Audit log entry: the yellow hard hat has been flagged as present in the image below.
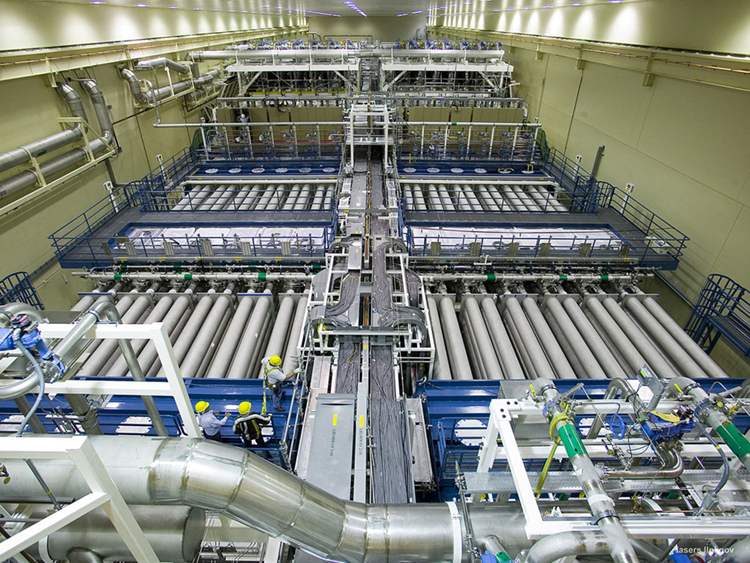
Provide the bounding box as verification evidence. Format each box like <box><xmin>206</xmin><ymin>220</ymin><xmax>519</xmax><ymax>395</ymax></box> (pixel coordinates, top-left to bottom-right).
<box><xmin>195</xmin><ymin>401</ymin><xmax>209</xmax><ymax>413</ymax></box>
<box><xmin>269</xmin><ymin>355</ymin><xmax>282</xmax><ymax>366</ymax></box>
<box><xmin>239</xmin><ymin>401</ymin><xmax>251</xmax><ymax>415</ymax></box>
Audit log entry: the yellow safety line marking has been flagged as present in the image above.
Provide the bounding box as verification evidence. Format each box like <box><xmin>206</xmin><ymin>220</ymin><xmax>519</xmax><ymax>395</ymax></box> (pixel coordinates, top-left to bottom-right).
<box><xmin>332</xmin><ymin>414</ymin><xmax>338</xmax><ymax>426</ymax></box>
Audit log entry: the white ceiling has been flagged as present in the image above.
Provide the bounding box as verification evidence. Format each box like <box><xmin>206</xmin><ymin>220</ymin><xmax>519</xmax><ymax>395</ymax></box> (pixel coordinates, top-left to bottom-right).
<box><xmin>34</xmin><ymin>0</ymin><xmax>633</xmax><ymax>18</ymax></box>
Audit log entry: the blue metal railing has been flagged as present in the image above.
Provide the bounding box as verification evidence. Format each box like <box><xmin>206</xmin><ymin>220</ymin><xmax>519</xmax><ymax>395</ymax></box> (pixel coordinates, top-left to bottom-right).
<box><xmin>49</xmin><ymin>183</ymin><xmax>139</xmax><ymax>264</ymax></box>
<box><xmin>0</xmin><ymin>272</ymin><xmax>44</xmax><ymax>310</ymax></box>
<box><xmin>597</xmin><ymin>184</ymin><xmax>688</xmax><ymax>261</ymax></box>
<box><xmin>684</xmin><ymin>274</ymin><xmax>750</xmax><ymax>356</ymax></box>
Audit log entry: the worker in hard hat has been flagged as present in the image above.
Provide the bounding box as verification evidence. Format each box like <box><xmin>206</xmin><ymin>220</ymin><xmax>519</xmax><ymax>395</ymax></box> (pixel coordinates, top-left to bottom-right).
<box><xmin>261</xmin><ymin>355</ymin><xmax>300</xmax><ymax>412</ymax></box>
<box><xmin>233</xmin><ymin>401</ymin><xmax>272</xmax><ymax>447</ymax></box>
<box><xmin>195</xmin><ymin>401</ymin><xmax>230</xmax><ymax>442</ymax></box>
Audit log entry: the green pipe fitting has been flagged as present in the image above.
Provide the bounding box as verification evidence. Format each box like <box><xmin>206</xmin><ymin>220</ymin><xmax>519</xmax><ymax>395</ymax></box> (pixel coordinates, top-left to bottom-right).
<box><xmin>558</xmin><ymin>274</ymin><xmax>568</xmax><ymax>281</ymax></box>
<box><xmin>183</xmin><ymin>274</ymin><xmax>193</xmax><ymax>281</ymax></box>
<box><xmin>559</xmin><ymin>423</ymin><xmax>587</xmax><ymax>458</ymax></box>
<box><xmin>257</xmin><ymin>272</ymin><xmax>267</xmax><ymax>281</ymax></box>
<box><xmin>113</xmin><ymin>273</ymin><xmax>121</xmax><ymax>281</ymax></box>
<box><xmin>486</xmin><ymin>273</ymin><xmax>496</xmax><ymax>281</ymax></box>
<box><xmin>716</xmin><ymin>422</ymin><xmax>750</xmax><ymax>459</ymax></box>
<box><xmin>496</xmin><ymin>553</ymin><xmax>511</xmax><ymax>562</ymax></box>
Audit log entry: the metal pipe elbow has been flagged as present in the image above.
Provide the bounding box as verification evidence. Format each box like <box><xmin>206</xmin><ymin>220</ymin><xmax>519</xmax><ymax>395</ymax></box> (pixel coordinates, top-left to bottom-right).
<box><xmin>603</xmin><ymin>447</ymin><xmax>684</xmax><ymax>480</ymax></box>
<box><xmin>522</xmin><ymin>531</ymin><xmax>610</xmax><ymax>563</ymax></box>
<box><xmin>119</xmin><ymin>68</ymin><xmax>150</xmax><ymax>104</ymax></box>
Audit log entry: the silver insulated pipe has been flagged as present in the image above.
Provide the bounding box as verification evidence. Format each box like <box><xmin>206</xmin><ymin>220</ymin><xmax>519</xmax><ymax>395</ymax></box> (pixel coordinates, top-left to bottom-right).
<box><xmin>0</xmin><ymin>437</ymin><xmax>534</xmax><ymax>563</ymax></box>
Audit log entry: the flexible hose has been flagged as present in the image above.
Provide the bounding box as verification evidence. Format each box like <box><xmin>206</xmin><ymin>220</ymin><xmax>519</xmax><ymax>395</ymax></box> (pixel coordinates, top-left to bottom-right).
<box><xmin>12</xmin><ymin>331</ymin><xmax>45</xmax><ymax>438</ymax></box>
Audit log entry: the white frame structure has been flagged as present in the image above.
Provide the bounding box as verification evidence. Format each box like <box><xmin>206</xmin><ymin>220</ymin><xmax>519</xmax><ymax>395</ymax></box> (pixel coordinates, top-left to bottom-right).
<box><xmin>475</xmin><ymin>395</ymin><xmax>750</xmax><ymax>540</ymax></box>
<box><xmin>38</xmin><ymin>321</ymin><xmax>201</xmax><ymax>438</ymax></box>
<box><xmin>0</xmin><ymin>436</ymin><xmax>159</xmax><ymax>563</ymax></box>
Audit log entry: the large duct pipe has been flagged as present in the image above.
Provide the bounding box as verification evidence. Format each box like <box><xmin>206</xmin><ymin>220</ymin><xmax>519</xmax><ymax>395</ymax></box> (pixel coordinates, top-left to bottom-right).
<box><xmin>135</xmin><ymin>57</ymin><xmax>191</xmax><ymax>74</ymax></box>
<box><xmin>33</xmin><ymin>506</ymin><xmax>204</xmax><ymax>563</ymax></box>
<box><xmin>0</xmin><ymin>84</ymin><xmax>87</xmax><ymax>174</ymax></box>
<box><xmin>427</xmin><ymin>296</ymin><xmax>452</xmax><ymax>380</ymax></box>
<box><xmin>0</xmin><ymin>79</ymin><xmax>114</xmax><ymax>199</ymax></box>
<box><xmin>120</xmin><ymin>68</ymin><xmax>220</xmax><ymax>105</ymax></box>
<box><xmin>463</xmin><ymin>297</ymin><xmax>503</xmax><ymax>379</ymax></box>
<box><xmin>439</xmin><ymin>297</ymin><xmax>473</xmax><ymax>380</ymax></box>
<box><xmin>0</xmin><ymin>437</ymin><xmax>534</xmax><ymax>563</ymax></box>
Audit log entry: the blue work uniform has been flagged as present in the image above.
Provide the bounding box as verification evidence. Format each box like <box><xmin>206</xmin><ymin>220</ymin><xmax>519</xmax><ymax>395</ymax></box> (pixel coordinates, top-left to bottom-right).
<box><xmin>197</xmin><ymin>411</ymin><xmax>228</xmax><ymax>441</ymax></box>
<box><xmin>261</xmin><ymin>355</ymin><xmax>286</xmax><ymax>410</ymax></box>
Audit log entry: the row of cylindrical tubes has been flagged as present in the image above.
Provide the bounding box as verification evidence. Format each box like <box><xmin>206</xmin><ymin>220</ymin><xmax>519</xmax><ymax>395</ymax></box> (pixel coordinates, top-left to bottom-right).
<box><xmin>171</xmin><ymin>183</ymin><xmax>334</xmax><ymax>211</ymax></box>
<box><xmin>428</xmin><ymin>292</ymin><xmax>727</xmax><ymax>381</ymax></box>
<box><xmin>404</xmin><ymin>183</ymin><xmax>567</xmax><ymax>212</ymax></box>
<box><xmin>70</xmin><ymin>286</ymin><xmax>308</xmax><ymax>379</ymax></box>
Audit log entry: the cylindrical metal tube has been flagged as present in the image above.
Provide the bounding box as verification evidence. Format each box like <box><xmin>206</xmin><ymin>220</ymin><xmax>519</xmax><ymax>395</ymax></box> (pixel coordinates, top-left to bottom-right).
<box><xmin>295</xmin><ymin>183</ymin><xmax>312</xmax><ymax>210</ymax></box>
<box><xmin>428</xmin><ymin>296</ymin><xmax>452</xmax><ymax>380</ymax></box>
<box><xmin>513</xmin><ymin>185</ymin><xmax>540</xmax><ymax>212</ymax></box>
<box><xmin>40</xmin><ymin>506</ymin><xmax>204</xmax><ymax>563</ymax></box>
<box><xmin>585</xmin><ymin>298</ymin><xmax>646</xmax><ymax>375</ymax></box>
<box><xmin>602</xmin><ymin>298</ymin><xmax>678</xmax><ymax>379</ymax></box>
<box><xmin>206</xmin><ymin>297</ymin><xmax>255</xmax><ymax>379</ymax></box>
<box><xmin>502</xmin><ymin>185</ymin><xmax>526</xmax><ymax>211</ymax></box>
<box><xmin>282</xmin><ymin>294</ymin><xmax>309</xmax><ymax>373</ymax></box>
<box><xmin>461</xmin><ymin>184</ymin><xmax>483</xmax><ymax>211</ymax></box>
<box><xmin>79</xmin><ymin>294</ymin><xmax>150</xmax><ymax>375</ymax></box>
<box><xmin>0</xmin><ymin>437</ymin><xmax>535</xmax><ymax>563</ymax></box>
<box><xmin>480</xmin><ymin>298</ymin><xmax>522</xmax><ymax>379</ymax></box>
<box><xmin>562</xmin><ymin>298</ymin><xmax>627</xmax><ymax>379</ymax></box>
<box><xmin>546</xmin><ymin>298</ymin><xmax>605</xmax><ymax>379</ymax></box>
<box><xmin>137</xmin><ymin>294</ymin><xmax>192</xmax><ymax>376</ymax></box>
<box><xmin>642</xmin><ymin>296</ymin><xmax>727</xmax><ymax>379</ymax></box>
<box><xmin>413</xmin><ymin>184</ymin><xmax>427</xmax><ymax>211</ymax></box>
<box><xmin>521</xmin><ymin>298</ymin><xmax>577</xmax><ymax>379</ymax></box>
<box><xmin>624</xmin><ymin>297</ymin><xmax>706</xmax><ymax>379</ymax></box>
<box><xmin>503</xmin><ymin>297</ymin><xmax>554</xmax><ymax>379</ymax></box>
<box><xmin>227</xmin><ymin>292</ymin><xmax>272</xmax><ymax>379</ymax></box>
<box><xmin>463</xmin><ymin>297</ymin><xmax>503</xmax><ymax>379</ymax></box>
<box><xmin>257</xmin><ymin>294</ymin><xmax>296</xmax><ymax>377</ymax></box>
<box><xmin>427</xmin><ymin>183</ymin><xmax>442</xmax><ymax>211</ymax></box>
<box><xmin>476</xmin><ymin>184</ymin><xmax>499</xmax><ymax>211</ymax></box>
<box><xmin>180</xmin><ymin>291</ymin><xmax>233</xmax><ymax>379</ymax></box>
<box><xmin>437</xmin><ymin>183</ymin><xmax>455</xmax><ymax>211</ymax></box>
<box><xmin>106</xmin><ymin>296</ymin><xmax>173</xmax><ymax>378</ymax></box>
<box><xmin>161</xmin><ymin>295</ymin><xmax>215</xmax><ymax>372</ymax></box>
<box><xmin>439</xmin><ymin>297</ymin><xmax>473</xmax><ymax>380</ymax></box>
<box><xmin>522</xmin><ymin>531</ymin><xmax>609</xmax><ymax>563</ymax></box>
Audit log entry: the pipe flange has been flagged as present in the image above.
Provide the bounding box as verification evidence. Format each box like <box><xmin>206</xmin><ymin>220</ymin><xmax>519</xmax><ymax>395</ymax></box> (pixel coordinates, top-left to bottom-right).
<box><xmin>590</xmin><ymin>509</ymin><xmax>619</xmax><ymax>526</ymax></box>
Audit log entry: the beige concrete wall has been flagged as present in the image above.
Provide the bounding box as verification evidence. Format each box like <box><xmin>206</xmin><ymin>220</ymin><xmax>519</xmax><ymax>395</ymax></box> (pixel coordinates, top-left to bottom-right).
<box><xmin>309</xmin><ymin>15</ymin><xmax>426</xmax><ymax>42</ymax></box>
<box><xmin>0</xmin><ymin>3</ymin><xmax>296</xmax><ymax>310</ymax></box>
<box><xmin>1</xmin><ymin>0</ymin><xmax>298</xmax><ymax>51</ymax></box>
<box><xmin>439</xmin><ymin>0</ymin><xmax>750</xmax><ymax>55</ymax></box>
